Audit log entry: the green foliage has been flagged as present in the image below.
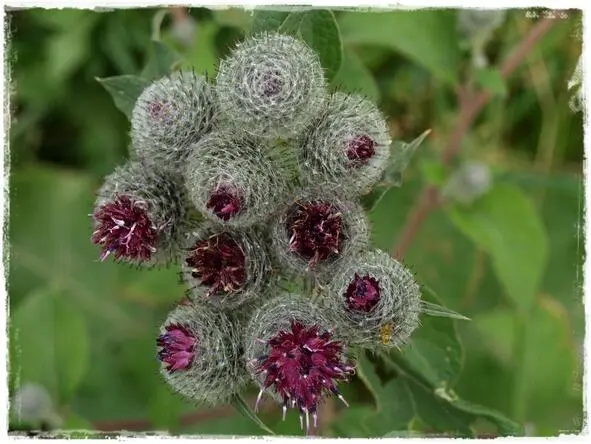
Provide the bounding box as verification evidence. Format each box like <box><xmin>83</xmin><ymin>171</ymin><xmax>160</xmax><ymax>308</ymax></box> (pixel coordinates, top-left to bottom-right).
<box><xmin>475</xmin><ymin>68</ymin><xmax>508</xmax><ymax>98</ymax></box>
<box><xmin>96</xmin><ymin>75</ymin><xmax>149</xmax><ymax>119</ymax></box>
<box><xmin>8</xmin><ymin>6</ymin><xmax>583</xmax><ymax>439</ymax></box>
<box><xmin>448</xmin><ymin>184</ymin><xmax>549</xmax><ymax>311</ymax></box>
<box><xmin>10</xmin><ymin>289</ymin><xmax>90</xmax><ymax>403</ymax></box>
<box><xmin>252</xmin><ymin>8</ymin><xmax>343</xmax><ymax>81</ymax></box>
<box><xmin>338</xmin><ymin>10</ymin><xmax>461</xmax><ymax>84</ymax></box>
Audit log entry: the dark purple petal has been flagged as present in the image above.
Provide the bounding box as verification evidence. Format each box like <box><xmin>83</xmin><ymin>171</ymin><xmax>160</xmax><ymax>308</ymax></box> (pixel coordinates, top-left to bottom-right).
<box><xmin>346</xmin><ymin>135</ymin><xmax>376</xmax><ymax>166</ymax></box>
<box><xmin>206</xmin><ymin>185</ymin><xmax>243</xmax><ymax>221</ymax></box>
<box><xmin>185</xmin><ymin>233</ymin><xmax>246</xmax><ymax>296</ymax></box>
<box><xmin>157</xmin><ymin>324</ymin><xmax>196</xmax><ymax>373</ymax></box>
<box><xmin>91</xmin><ymin>194</ymin><xmax>158</xmax><ymax>263</ymax></box>
<box><xmin>254</xmin><ymin>320</ymin><xmax>354</xmax><ymax>421</ymax></box>
<box><xmin>286</xmin><ymin>201</ymin><xmax>345</xmax><ymax>268</ymax></box>
<box><xmin>345</xmin><ymin>273</ymin><xmax>381</xmax><ymax>312</ymax></box>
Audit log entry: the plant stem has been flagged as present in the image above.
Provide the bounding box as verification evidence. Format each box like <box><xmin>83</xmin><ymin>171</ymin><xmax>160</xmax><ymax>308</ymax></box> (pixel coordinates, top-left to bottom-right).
<box><xmin>392</xmin><ymin>16</ymin><xmax>557</xmax><ymax>260</ymax></box>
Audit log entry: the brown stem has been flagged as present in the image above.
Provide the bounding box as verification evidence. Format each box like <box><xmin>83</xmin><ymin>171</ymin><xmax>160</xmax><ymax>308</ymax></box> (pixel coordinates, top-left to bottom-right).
<box><xmin>392</xmin><ymin>17</ymin><xmax>556</xmax><ymax>260</ymax></box>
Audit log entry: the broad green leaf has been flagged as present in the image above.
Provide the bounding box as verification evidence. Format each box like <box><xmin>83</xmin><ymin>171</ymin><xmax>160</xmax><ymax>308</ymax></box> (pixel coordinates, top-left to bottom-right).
<box><xmin>330</xmin><ymin>406</ymin><xmax>374</xmax><ymax>437</ymax></box>
<box><xmin>141</xmin><ymin>40</ymin><xmax>181</xmax><ymax>81</ymax></box>
<box><xmin>355</xmin><ymin>352</ymin><xmax>384</xmax><ymax>412</ymax></box>
<box><xmin>96</xmin><ymin>75</ymin><xmax>149</xmax><ymax>119</ymax></box>
<box><xmin>46</xmin><ymin>13</ymin><xmax>98</xmax><ymax>83</ymax></box>
<box><xmin>447</xmin><ymin>184</ymin><xmax>549</xmax><ymax>311</ymax></box>
<box><xmin>11</xmin><ymin>289</ymin><xmax>90</xmax><ymax>403</ymax></box>
<box><xmin>182</xmin><ymin>20</ymin><xmax>218</xmax><ymax>77</ymax></box>
<box><xmin>474</xmin><ymin>299</ymin><xmax>579</xmax><ymax>427</ymax></box>
<box><xmin>475</xmin><ymin>68</ymin><xmax>507</xmax><ymax>98</ymax></box>
<box><xmin>9</xmin><ymin>166</ymin><xmax>141</xmax><ymax>329</ymax></box>
<box><xmin>332</xmin><ymin>47</ymin><xmax>380</xmax><ymax>102</ymax></box>
<box><xmin>357</xmin><ymin>352</ymin><xmax>473</xmax><ymax>436</ymax></box>
<box><xmin>250</xmin><ymin>9</ymin><xmax>291</xmax><ymax>34</ymax></box>
<box><xmin>338</xmin><ymin>10</ymin><xmax>461</xmax><ymax>85</ymax></box>
<box><xmin>451</xmin><ymin>398</ymin><xmax>523</xmax><ymax>436</ymax></box>
<box><xmin>396</xmin><ymin>284</ymin><xmax>464</xmax><ymax>388</ymax></box>
<box><xmin>278</xmin><ymin>10</ymin><xmax>343</xmax><ymax>81</ymax></box>
<box><xmin>231</xmin><ymin>394</ymin><xmax>276</xmax><ymax>435</ymax></box>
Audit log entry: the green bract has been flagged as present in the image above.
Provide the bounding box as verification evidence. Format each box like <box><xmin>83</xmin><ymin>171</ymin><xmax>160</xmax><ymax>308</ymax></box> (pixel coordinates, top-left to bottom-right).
<box><xmin>300</xmin><ymin>92</ymin><xmax>392</xmax><ymax>195</ymax></box>
<box><xmin>158</xmin><ymin>302</ymin><xmax>248</xmax><ymax>405</ymax></box>
<box><xmin>183</xmin><ymin>131</ymin><xmax>292</xmax><ymax>228</ymax></box>
<box><xmin>323</xmin><ymin>249</ymin><xmax>421</xmax><ymax>349</ymax></box>
<box><xmin>215</xmin><ymin>32</ymin><xmax>327</xmax><ymax>139</ymax></box>
<box><xmin>130</xmin><ymin>70</ymin><xmax>215</xmax><ymax>168</ymax></box>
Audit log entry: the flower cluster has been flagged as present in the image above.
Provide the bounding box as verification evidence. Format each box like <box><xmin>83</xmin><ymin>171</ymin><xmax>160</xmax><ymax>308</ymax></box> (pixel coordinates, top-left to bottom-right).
<box><xmin>91</xmin><ymin>31</ymin><xmax>422</xmax><ymax>433</ymax></box>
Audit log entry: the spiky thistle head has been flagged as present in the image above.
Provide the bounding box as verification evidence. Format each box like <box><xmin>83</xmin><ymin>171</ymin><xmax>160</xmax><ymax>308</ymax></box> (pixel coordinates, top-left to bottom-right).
<box><xmin>184</xmin><ymin>132</ymin><xmax>293</xmax><ymax>228</ymax></box>
<box><xmin>215</xmin><ymin>32</ymin><xmax>327</xmax><ymax>140</ymax></box>
<box><xmin>91</xmin><ymin>160</ymin><xmax>189</xmax><ymax>267</ymax></box>
<box><xmin>130</xmin><ymin>70</ymin><xmax>216</xmax><ymax>168</ymax></box>
<box><xmin>323</xmin><ymin>249</ymin><xmax>421</xmax><ymax>349</ymax></box>
<box><xmin>243</xmin><ymin>294</ymin><xmax>355</xmax><ymax>432</ymax></box>
<box><xmin>156</xmin><ymin>300</ymin><xmax>248</xmax><ymax>406</ymax></box>
<box><xmin>270</xmin><ymin>186</ymin><xmax>370</xmax><ymax>282</ymax></box>
<box><xmin>300</xmin><ymin>93</ymin><xmax>392</xmax><ymax>195</ymax></box>
<box><xmin>180</xmin><ymin>224</ymin><xmax>273</xmax><ymax>309</ymax></box>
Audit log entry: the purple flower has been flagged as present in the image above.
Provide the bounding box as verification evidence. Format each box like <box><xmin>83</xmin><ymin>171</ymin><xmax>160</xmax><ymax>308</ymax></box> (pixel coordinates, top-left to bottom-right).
<box><xmin>253</xmin><ymin>320</ymin><xmax>355</xmax><ymax>431</ymax></box>
<box><xmin>206</xmin><ymin>184</ymin><xmax>243</xmax><ymax>221</ymax></box>
<box><xmin>157</xmin><ymin>324</ymin><xmax>197</xmax><ymax>373</ymax></box>
<box><xmin>347</xmin><ymin>135</ymin><xmax>376</xmax><ymax>166</ymax></box>
<box><xmin>91</xmin><ymin>194</ymin><xmax>157</xmax><ymax>263</ymax></box>
<box><xmin>286</xmin><ymin>201</ymin><xmax>346</xmax><ymax>268</ymax></box>
<box><xmin>345</xmin><ymin>273</ymin><xmax>381</xmax><ymax>312</ymax></box>
<box><xmin>185</xmin><ymin>233</ymin><xmax>246</xmax><ymax>296</ymax></box>
<box><xmin>261</xmin><ymin>70</ymin><xmax>283</xmax><ymax>97</ymax></box>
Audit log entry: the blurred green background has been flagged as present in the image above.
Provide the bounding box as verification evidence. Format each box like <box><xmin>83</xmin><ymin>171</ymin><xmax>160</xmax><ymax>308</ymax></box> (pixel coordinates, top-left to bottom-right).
<box><xmin>7</xmin><ymin>6</ymin><xmax>584</xmax><ymax>437</ymax></box>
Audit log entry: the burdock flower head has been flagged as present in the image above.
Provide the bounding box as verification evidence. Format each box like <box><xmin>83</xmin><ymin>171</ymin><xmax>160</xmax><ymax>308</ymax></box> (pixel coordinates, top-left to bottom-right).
<box><xmin>244</xmin><ymin>294</ymin><xmax>355</xmax><ymax>432</ymax></box>
<box><xmin>157</xmin><ymin>301</ymin><xmax>247</xmax><ymax>405</ymax></box>
<box><xmin>215</xmin><ymin>32</ymin><xmax>327</xmax><ymax>139</ymax></box>
<box><xmin>324</xmin><ymin>249</ymin><xmax>421</xmax><ymax>349</ymax></box>
<box><xmin>300</xmin><ymin>93</ymin><xmax>391</xmax><ymax>195</ymax></box>
<box><xmin>270</xmin><ymin>186</ymin><xmax>370</xmax><ymax>281</ymax></box>
<box><xmin>91</xmin><ymin>160</ymin><xmax>187</xmax><ymax>266</ymax></box>
<box><xmin>130</xmin><ymin>70</ymin><xmax>216</xmax><ymax>168</ymax></box>
<box><xmin>180</xmin><ymin>225</ymin><xmax>272</xmax><ymax>309</ymax></box>
<box><xmin>184</xmin><ymin>132</ymin><xmax>292</xmax><ymax>228</ymax></box>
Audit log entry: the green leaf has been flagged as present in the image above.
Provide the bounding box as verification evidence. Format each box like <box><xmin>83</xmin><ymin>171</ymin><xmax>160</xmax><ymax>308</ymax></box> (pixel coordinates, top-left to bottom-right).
<box><xmin>278</xmin><ymin>10</ymin><xmax>343</xmax><ymax>81</ymax></box>
<box><xmin>46</xmin><ymin>13</ymin><xmax>98</xmax><ymax>83</ymax></box>
<box><xmin>231</xmin><ymin>394</ymin><xmax>276</xmax><ymax>435</ymax></box>
<box><xmin>361</xmin><ymin>130</ymin><xmax>430</xmax><ymax>212</ymax></box>
<box><xmin>330</xmin><ymin>406</ymin><xmax>374</xmax><ymax>437</ymax></box>
<box><xmin>96</xmin><ymin>75</ymin><xmax>149</xmax><ymax>119</ymax></box>
<box><xmin>451</xmin><ymin>398</ymin><xmax>523</xmax><ymax>436</ymax></box>
<box><xmin>474</xmin><ymin>299</ymin><xmax>579</xmax><ymax>427</ymax></box>
<box><xmin>62</xmin><ymin>412</ymin><xmax>94</xmax><ymax>431</ymax></box>
<box><xmin>10</xmin><ymin>289</ymin><xmax>90</xmax><ymax>403</ymax></box>
<box><xmin>251</xmin><ymin>9</ymin><xmax>291</xmax><ymax>34</ymax></box>
<box><xmin>475</xmin><ymin>68</ymin><xmax>507</xmax><ymax>98</ymax></box>
<box><xmin>338</xmin><ymin>10</ymin><xmax>461</xmax><ymax>85</ymax></box>
<box><xmin>357</xmin><ymin>352</ymin><xmax>473</xmax><ymax>436</ymax></box>
<box><xmin>447</xmin><ymin>184</ymin><xmax>549</xmax><ymax>310</ymax></box>
<box><xmin>141</xmin><ymin>40</ymin><xmax>181</xmax><ymax>81</ymax></box>
<box><xmin>420</xmin><ymin>158</ymin><xmax>448</xmax><ymax>187</ymax></box>
<box><xmin>332</xmin><ymin>47</ymin><xmax>380</xmax><ymax>102</ymax></box>
<box><xmin>397</xmin><ymin>284</ymin><xmax>464</xmax><ymax>388</ymax></box>
<box><xmin>182</xmin><ymin>20</ymin><xmax>218</xmax><ymax>77</ymax></box>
